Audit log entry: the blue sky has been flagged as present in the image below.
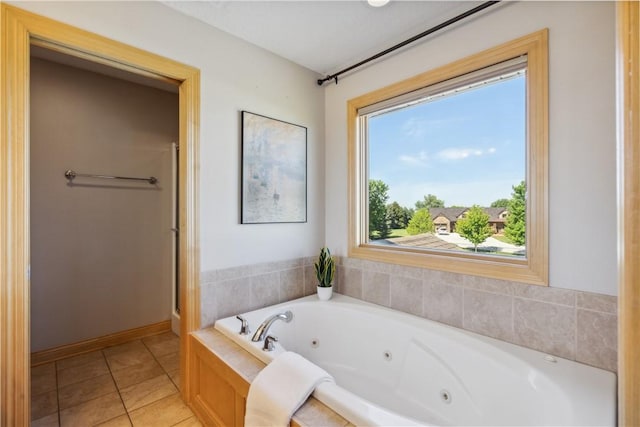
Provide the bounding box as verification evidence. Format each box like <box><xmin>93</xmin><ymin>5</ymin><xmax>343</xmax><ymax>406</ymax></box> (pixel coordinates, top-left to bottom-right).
<box><xmin>369</xmin><ymin>75</ymin><xmax>525</xmax><ymax>209</ymax></box>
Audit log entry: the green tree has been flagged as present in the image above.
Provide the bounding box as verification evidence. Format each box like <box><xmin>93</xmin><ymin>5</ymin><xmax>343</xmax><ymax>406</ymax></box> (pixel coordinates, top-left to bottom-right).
<box><xmin>369</xmin><ymin>179</ymin><xmax>390</xmax><ymax>239</ymax></box>
<box><xmin>406</xmin><ymin>208</ymin><xmax>434</xmax><ymax>235</ymax></box>
<box><xmin>401</xmin><ymin>206</ymin><xmax>415</xmax><ymax>227</ymax></box>
<box><xmin>504</xmin><ymin>181</ymin><xmax>526</xmax><ymax>246</ymax></box>
<box><xmin>415</xmin><ymin>194</ymin><xmax>445</xmax><ymax>210</ymax></box>
<box><xmin>455</xmin><ymin>205</ymin><xmax>492</xmax><ymax>252</ymax></box>
<box><xmin>490</xmin><ymin>198</ymin><xmax>510</xmax><ymax>208</ymax></box>
<box><xmin>386</xmin><ymin>202</ymin><xmax>405</xmax><ymax>229</ymax></box>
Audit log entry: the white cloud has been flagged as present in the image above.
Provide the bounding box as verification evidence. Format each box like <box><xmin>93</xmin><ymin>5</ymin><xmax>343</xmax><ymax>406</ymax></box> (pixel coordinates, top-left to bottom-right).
<box><xmin>402</xmin><ymin>117</ymin><xmax>428</xmax><ymax>138</ymax></box>
<box><xmin>398</xmin><ymin>150</ymin><xmax>429</xmax><ymax>167</ymax></box>
<box><xmin>436</xmin><ymin>147</ymin><xmax>497</xmax><ymax>161</ymax></box>
<box><xmin>401</xmin><ymin>116</ymin><xmax>466</xmax><ymax>139</ymax></box>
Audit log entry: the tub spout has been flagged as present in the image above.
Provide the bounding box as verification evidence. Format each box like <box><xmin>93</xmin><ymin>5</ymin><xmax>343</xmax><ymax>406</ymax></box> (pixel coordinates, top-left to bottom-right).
<box><xmin>251</xmin><ymin>310</ymin><xmax>293</xmax><ymax>342</ymax></box>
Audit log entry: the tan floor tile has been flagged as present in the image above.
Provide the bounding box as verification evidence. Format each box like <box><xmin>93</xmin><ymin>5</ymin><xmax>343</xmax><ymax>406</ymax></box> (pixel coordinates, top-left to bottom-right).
<box><xmin>31</xmin><ymin>390</ymin><xmax>58</xmax><ymax>421</ymax></box>
<box><xmin>31</xmin><ymin>363</ymin><xmax>57</xmax><ymax>396</ymax></box>
<box><xmin>105</xmin><ymin>346</ymin><xmax>155</xmax><ymax>372</ymax></box>
<box><xmin>56</xmin><ymin>350</ymin><xmax>104</xmax><ymax>371</ymax></box>
<box><xmin>58</xmin><ymin>373</ymin><xmax>117</xmax><ymax>410</ymax></box>
<box><xmin>142</xmin><ymin>332</ymin><xmax>179</xmax><ymax>358</ymax></box>
<box><xmin>57</xmin><ymin>357</ymin><xmax>110</xmax><ymax>388</ymax></box>
<box><xmin>32</xmin><ymin>412</ymin><xmax>59</xmax><ymax>427</ymax></box>
<box><xmin>129</xmin><ymin>393</ymin><xmax>193</xmax><ymax>427</ymax></box>
<box><xmin>173</xmin><ymin>416</ymin><xmax>202</xmax><ymax>426</ymax></box>
<box><xmin>96</xmin><ymin>414</ymin><xmax>132</xmax><ymax>426</ymax></box>
<box><xmin>59</xmin><ymin>391</ymin><xmax>125</xmax><ymax>427</ymax></box>
<box><xmin>111</xmin><ymin>359</ymin><xmax>164</xmax><ymax>390</ymax></box>
<box><xmin>167</xmin><ymin>369</ymin><xmax>180</xmax><ymax>390</ymax></box>
<box><xmin>120</xmin><ymin>374</ymin><xmax>177</xmax><ymax>412</ymax></box>
<box><xmin>103</xmin><ymin>340</ymin><xmax>146</xmax><ymax>357</ymax></box>
<box><xmin>157</xmin><ymin>351</ymin><xmax>179</xmax><ymax>373</ymax></box>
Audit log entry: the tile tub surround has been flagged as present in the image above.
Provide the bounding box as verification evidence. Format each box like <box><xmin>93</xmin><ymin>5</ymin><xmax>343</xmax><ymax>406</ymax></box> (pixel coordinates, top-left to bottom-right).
<box><xmin>334</xmin><ymin>257</ymin><xmax>618</xmax><ymax>373</ymax></box>
<box><xmin>200</xmin><ymin>257</ymin><xmax>319</xmax><ymax>328</ymax></box>
<box><xmin>200</xmin><ymin>256</ymin><xmax>617</xmax><ymax>372</ymax></box>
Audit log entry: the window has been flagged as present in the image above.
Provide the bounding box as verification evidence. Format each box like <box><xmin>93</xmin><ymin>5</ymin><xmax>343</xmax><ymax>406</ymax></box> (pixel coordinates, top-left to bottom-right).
<box><xmin>347</xmin><ymin>30</ymin><xmax>548</xmax><ymax>285</ymax></box>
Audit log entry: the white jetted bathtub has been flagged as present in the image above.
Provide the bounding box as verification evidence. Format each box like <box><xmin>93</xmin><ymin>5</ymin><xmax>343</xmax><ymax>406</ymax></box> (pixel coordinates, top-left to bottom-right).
<box><xmin>215</xmin><ymin>294</ymin><xmax>616</xmax><ymax>426</ymax></box>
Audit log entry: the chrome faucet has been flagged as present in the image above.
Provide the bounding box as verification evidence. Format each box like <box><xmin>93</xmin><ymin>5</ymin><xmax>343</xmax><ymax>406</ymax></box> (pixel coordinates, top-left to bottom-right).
<box><xmin>251</xmin><ymin>310</ymin><xmax>293</xmax><ymax>342</ymax></box>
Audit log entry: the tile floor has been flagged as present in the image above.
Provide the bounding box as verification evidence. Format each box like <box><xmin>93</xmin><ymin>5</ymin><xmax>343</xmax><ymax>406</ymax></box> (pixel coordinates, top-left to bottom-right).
<box><xmin>31</xmin><ymin>332</ymin><xmax>202</xmax><ymax>427</ymax></box>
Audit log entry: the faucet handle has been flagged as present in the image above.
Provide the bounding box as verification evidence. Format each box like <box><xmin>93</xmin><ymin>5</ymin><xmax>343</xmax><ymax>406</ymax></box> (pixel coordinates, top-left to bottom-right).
<box><xmin>263</xmin><ymin>335</ymin><xmax>278</xmax><ymax>352</ymax></box>
<box><xmin>236</xmin><ymin>315</ymin><xmax>250</xmax><ymax>335</ymax></box>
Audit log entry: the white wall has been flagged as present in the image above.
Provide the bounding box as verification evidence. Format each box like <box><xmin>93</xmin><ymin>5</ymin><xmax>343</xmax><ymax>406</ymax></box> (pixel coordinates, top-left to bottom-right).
<box><xmin>13</xmin><ymin>1</ymin><xmax>326</xmax><ymax>271</ymax></box>
<box><xmin>324</xmin><ymin>1</ymin><xmax>617</xmax><ymax>296</ymax></box>
<box><xmin>30</xmin><ymin>58</ymin><xmax>177</xmax><ymax>351</ymax></box>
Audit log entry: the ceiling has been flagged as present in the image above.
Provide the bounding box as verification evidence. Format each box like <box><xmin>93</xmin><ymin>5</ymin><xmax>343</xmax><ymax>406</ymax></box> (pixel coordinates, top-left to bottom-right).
<box><xmin>161</xmin><ymin>1</ymin><xmax>486</xmax><ymax>77</ymax></box>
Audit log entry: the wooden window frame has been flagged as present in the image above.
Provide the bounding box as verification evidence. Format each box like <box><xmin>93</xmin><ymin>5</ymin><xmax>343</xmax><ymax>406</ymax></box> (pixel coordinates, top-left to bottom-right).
<box><xmin>347</xmin><ymin>29</ymin><xmax>549</xmax><ymax>285</ymax></box>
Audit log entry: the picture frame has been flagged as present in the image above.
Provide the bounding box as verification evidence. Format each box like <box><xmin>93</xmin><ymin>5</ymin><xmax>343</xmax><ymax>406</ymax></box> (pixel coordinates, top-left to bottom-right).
<box><xmin>241</xmin><ymin>111</ymin><xmax>307</xmax><ymax>224</ymax></box>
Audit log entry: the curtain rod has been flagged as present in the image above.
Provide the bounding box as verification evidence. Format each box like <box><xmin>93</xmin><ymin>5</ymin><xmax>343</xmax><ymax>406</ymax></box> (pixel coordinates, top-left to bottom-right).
<box><xmin>316</xmin><ymin>1</ymin><xmax>501</xmax><ymax>86</ymax></box>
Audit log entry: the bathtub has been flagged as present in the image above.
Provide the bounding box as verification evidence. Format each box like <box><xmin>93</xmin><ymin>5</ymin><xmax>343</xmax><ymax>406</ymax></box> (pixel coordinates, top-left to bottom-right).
<box><xmin>214</xmin><ymin>294</ymin><xmax>616</xmax><ymax>426</ymax></box>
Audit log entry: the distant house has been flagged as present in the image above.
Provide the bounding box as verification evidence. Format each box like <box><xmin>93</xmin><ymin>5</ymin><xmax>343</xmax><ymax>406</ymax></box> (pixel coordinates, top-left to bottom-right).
<box><xmin>430</xmin><ymin>207</ymin><xmax>508</xmax><ymax>234</ymax></box>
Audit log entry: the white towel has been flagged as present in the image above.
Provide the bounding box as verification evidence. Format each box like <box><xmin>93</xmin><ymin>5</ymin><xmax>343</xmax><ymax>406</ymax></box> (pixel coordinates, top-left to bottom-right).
<box><xmin>244</xmin><ymin>351</ymin><xmax>334</xmax><ymax>427</ymax></box>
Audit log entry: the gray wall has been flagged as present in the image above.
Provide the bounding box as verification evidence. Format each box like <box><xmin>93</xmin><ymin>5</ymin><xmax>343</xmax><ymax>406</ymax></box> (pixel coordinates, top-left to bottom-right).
<box><xmin>30</xmin><ymin>57</ymin><xmax>178</xmax><ymax>351</ymax></box>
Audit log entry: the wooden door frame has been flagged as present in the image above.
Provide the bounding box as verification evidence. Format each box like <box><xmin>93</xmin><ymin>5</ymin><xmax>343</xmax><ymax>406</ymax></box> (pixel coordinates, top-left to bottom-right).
<box><xmin>0</xmin><ymin>5</ymin><xmax>200</xmax><ymax>424</ymax></box>
<box><xmin>617</xmin><ymin>1</ymin><xmax>640</xmax><ymax>424</ymax></box>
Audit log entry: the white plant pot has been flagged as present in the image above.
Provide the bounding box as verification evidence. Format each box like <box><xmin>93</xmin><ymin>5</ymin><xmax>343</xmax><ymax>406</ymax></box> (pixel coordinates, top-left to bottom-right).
<box><xmin>317</xmin><ymin>286</ymin><xmax>333</xmax><ymax>301</ymax></box>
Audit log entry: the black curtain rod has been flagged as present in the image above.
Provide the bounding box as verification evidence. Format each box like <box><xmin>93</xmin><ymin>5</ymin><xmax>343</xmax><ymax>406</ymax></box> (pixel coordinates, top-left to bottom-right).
<box><xmin>316</xmin><ymin>1</ymin><xmax>500</xmax><ymax>86</ymax></box>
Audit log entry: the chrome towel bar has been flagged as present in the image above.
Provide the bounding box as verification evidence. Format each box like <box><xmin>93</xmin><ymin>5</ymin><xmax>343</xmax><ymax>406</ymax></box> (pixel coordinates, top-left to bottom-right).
<box><xmin>64</xmin><ymin>169</ymin><xmax>158</xmax><ymax>185</ymax></box>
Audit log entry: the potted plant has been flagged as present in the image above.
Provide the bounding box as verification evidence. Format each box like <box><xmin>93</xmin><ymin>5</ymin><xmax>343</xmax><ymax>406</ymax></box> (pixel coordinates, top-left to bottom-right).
<box><xmin>314</xmin><ymin>247</ymin><xmax>335</xmax><ymax>301</ymax></box>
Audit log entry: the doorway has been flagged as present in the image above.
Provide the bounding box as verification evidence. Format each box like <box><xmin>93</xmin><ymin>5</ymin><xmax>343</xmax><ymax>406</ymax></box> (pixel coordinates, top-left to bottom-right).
<box><xmin>29</xmin><ymin>48</ymin><xmax>179</xmax><ymax>356</ymax></box>
<box><xmin>0</xmin><ymin>5</ymin><xmax>200</xmax><ymax>425</ymax></box>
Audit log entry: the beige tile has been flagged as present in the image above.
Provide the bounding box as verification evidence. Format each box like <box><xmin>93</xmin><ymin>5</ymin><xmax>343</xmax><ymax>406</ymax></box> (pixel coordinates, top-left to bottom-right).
<box><xmin>168</xmin><ymin>369</ymin><xmax>180</xmax><ymax>390</ymax></box>
<box><xmin>577</xmin><ymin>292</ymin><xmax>618</xmax><ymax>314</ymax></box>
<box><xmin>250</xmin><ymin>272</ymin><xmax>280</xmax><ymax>309</ymax></box>
<box><xmin>120</xmin><ymin>374</ymin><xmax>178</xmax><ymax>412</ymax></box>
<box><xmin>463</xmin><ymin>289</ymin><xmax>514</xmax><ymax>342</ymax></box>
<box><xmin>31</xmin><ymin>390</ymin><xmax>58</xmax><ymax>421</ymax></box>
<box><xmin>293</xmin><ymin>396</ymin><xmax>349</xmax><ymax>427</ymax></box>
<box><xmin>142</xmin><ymin>332</ymin><xmax>179</xmax><ymax>358</ymax></box>
<box><xmin>57</xmin><ymin>357</ymin><xmax>110</xmax><ymax>388</ymax></box>
<box><xmin>128</xmin><ymin>393</ymin><xmax>193</xmax><ymax>427</ymax></box>
<box><xmin>576</xmin><ymin>309</ymin><xmax>618</xmax><ymax>372</ymax></box>
<box><xmin>157</xmin><ymin>351</ymin><xmax>180</xmax><ymax>373</ymax></box>
<box><xmin>59</xmin><ymin>391</ymin><xmax>125</xmax><ymax>427</ymax></box>
<box><xmin>103</xmin><ymin>340</ymin><xmax>146</xmax><ymax>358</ymax></box>
<box><xmin>280</xmin><ymin>267</ymin><xmax>304</xmax><ymax>301</ymax></box>
<box><xmin>303</xmin><ymin>265</ymin><xmax>317</xmax><ymax>297</ymax></box>
<box><xmin>32</xmin><ymin>412</ymin><xmax>59</xmax><ymax>427</ymax></box>
<box><xmin>337</xmin><ymin>266</ymin><xmax>363</xmax><ymax>299</ymax></box>
<box><xmin>199</xmin><ymin>282</ymin><xmax>217</xmax><ymax>328</ymax></box>
<box><xmin>390</xmin><ymin>276</ymin><xmax>423</xmax><ymax>316</ymax></box>
<box><xmin>173</xmin><ymin>416</ymin><xmax>203</xmax><ymax>427</ymax></box>
<box><xmin>111</xmin><ymin>359</ymin><xmax>165</xmax><ymax>390</ymax></box>
<box><xmin>216</xmin><ymin>277</ymin><xmax>251</xmax><ymax>319</ymax></box>
<box><xmin>341</xmin><ymin>257</ymin><xmax>365</xmax><ymax>270</ymax></box>
<box><xmin>513</xmin><ymin>298</ymin><xmax>576</xmax><ymax>359</ymax></box>
<box><xmin>58</xmin><ymin>373</ymin><xmax>117</xmax><ymax>410</ymax></box>
<box><xmin>56</xmin><ymin>350</ymin><xmax>104</xmax><ymax>371</ymax></box>
<box><xmin>424</xmin><ymin>269</ymin><xmax>465</xmax><ymax>287</ymax></box>
<box><xmin>31</xmin><ymin>363</ymin><xmax>57</xmax><ymax>396</ymax></box>
<box><xmin>513</xmin><ymin>284</ymin><xmax>577</xmax><ymax>307</ymax></box>
<box><xmin>423</xmin><ymin>282</ymin><xmax>463</xmax><ymax>328</ymax></box>
<box><xmin>463</xmin><ymin>275</ymin><xmax>515</xmax><ymax>295</ymax></box>
<box><xmin>105</xmin><ymin>345</ymin><xmax>155</xmax><ymax>372</ymax></box>
<box><xmin>362</xmin><ymin>270</ymin><xmax>390</xmax><ymax>307</ymax></box>
<box><xmin>96</xmin><ymin>415</ymin><xmax>132</xmax><ymax>427</ymax></box>
<box><xmin>388</xmin><ymin>263</ymin><xmax>424</xmax><ymax>280</ymax></box>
